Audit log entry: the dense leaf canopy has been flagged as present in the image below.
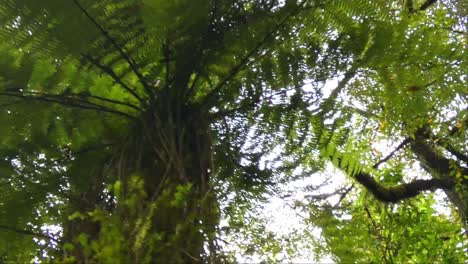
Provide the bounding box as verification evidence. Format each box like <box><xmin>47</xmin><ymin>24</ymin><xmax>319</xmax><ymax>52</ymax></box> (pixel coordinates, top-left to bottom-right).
<box><xmin>0</xmin><ymin>0</ymin><xmax>466</xmax><ymax>263</ymax></box>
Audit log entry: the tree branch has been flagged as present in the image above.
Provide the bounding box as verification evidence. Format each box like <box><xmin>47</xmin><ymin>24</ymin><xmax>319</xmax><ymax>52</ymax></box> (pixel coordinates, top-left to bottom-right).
<box><xmin>82</xmin><ymin>53</ymin><xmax>144</xmax><ymax>104</ymax></box>
<box><xmin>409</xmin><ymin>126</ymin><xmax>468</xmax><ymax>226</ymax></box>
<box><xmin>435</xmin><ymin>26</ymin><xmax>468</xmax><ymax>35</ymax></box>
<box><xmin>0</xmin><ymin>224</ymin><xmax>58</xmax><ymax>243</ymax></box>
<box><xmin>343</xmin><ymin>105</ymin><xmax>379</xmax><ymax>119</ymax></box>
<box><xmin>354</xmin><ymin>171</ymin><xmax>454</xmax><ymax>203</ymax></box>
<box><xmin>372</xmin><ymin>137</ymin><xmax>411</xmax><ymax>169</ymax></box>
<box><xmin>72</xmin><ymin>0</ymin><xmax>154</xmax><ymax>100</ymax></box>
<box><xmin>75</xmin><ymin>93</ymin><xmax>141</xmax><ymax>111</ymax></box>
<box><xmin>210</xmin><ymin>86</ymin><xmax>295</xmax><ymax>120</ymax></box>
<box><xmin>443</xmin><ymin>144</ymin><xmax>468</xmax><ymax>164</ymax></box>
<box><xmin>411</xmin><ymin>128</ymin><xmax>451</xmax><ymax>174</ymax></box>
<box><xmin>0</xmin><ymin>91</ymin><xmax>136</xmax><ymax>119</ymax></box>
<box><xmin>333</xmin><ymin>184</ymin><xmax>354</xmax><ymax>208</ymax></box>
<box><xmin>329</xmin><ymin>145</ymin><xmax>454</xmax><ymax>203</ymax></box>
<box><xmin>200</xmin><ymin>1</ymin><xmax>306</xmax><ymax>108</ymax></box>
<box><xmin>363</xmin><ymin>205</ymin><xmax>379</xmax><ymax>230</ymax></box>
<box><xmin>25</xmin><ymin>88</ymin><xmax>140</xmax><ymax>112</ymax></box>
<box><xmin>317</xmin><ymin>65</ymin><xmax>359</xmax><ymax>117</ymax></box>
<box><xmin>418</xmin><ymin>0</ymin><xmax>437</xmax><ymax>11</ymax></box>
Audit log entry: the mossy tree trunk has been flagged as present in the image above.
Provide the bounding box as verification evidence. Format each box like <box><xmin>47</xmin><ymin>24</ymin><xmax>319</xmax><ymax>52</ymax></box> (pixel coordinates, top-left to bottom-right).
<box><xmin>62</xmin><ymin>92</ymin><xmax>220</xmax><ymax>263</ymax></box>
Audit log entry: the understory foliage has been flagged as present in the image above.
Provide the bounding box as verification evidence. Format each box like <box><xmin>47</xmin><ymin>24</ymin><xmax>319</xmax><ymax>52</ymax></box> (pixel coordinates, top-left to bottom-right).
<box><xmin>0</xmin><ymin>0</ymin><xmax>466</xmax><ymax>263</ymax></box>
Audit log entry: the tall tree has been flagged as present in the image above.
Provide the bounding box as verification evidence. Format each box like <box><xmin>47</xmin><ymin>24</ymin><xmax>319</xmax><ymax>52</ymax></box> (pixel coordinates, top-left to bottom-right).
<box><xmin>0</xmin><ymin>0</ymin><xmax>465</xmax><ymax>262</ymax></box>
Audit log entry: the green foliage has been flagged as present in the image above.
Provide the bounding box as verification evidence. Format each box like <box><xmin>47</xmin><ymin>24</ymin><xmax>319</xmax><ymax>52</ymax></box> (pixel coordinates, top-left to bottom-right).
<box><xmin>0</xmin><ymin>0</ymin><xmax>466</xmax><ymax>262</ymax></box>
<box><xmin>308</xmin><ymin>195</ymin><xmax>466</xmax><ymax>263</ymax></box>
<box><xmin>56</xmin><ymin>176</ymin><xmax>208</xmax><ymax>264</ymax></box>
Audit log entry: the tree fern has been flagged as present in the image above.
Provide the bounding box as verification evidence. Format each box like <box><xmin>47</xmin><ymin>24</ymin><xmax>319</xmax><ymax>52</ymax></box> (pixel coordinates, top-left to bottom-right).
<box><xmin>0</xmin><ymin>0</ymin><xmax>465</xmax><ymax>262</ymax></box>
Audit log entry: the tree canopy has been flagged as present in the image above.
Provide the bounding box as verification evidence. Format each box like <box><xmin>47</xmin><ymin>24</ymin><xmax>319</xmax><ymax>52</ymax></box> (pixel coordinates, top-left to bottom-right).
<box><xmin>0</xmin><ymin>0</ymin><xmax>466</xmax><ymax>263</ymax></box>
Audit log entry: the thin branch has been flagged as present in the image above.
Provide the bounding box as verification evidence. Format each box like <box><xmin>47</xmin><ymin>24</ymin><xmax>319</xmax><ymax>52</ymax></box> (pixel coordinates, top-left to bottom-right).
<box><xmin>333</xmin><ymin>184</ymin><xmax>354</xmax><ymax>208</ymax></box>
<box><xmin>318</xmin><ymin>65</ymin><xmax>359</xmax><ymax>116</ymax></box>
<box><xmin>305</xmin><ymin>191</ymin><xmax>341</xmax><ymax>200</ymax></box>
<box><xmin>72</xmin><ymin>0</ymin><xmax>154</xmax><ymax>99</ymax></box>
<box><xmin>443</xmin><ymin>144</ymin><xmax>468</xmax><ymax>164</ymax></box>
<box><xmin>200</xmin><ymin>1</ymin><xmax>306</xmax><ymax>108</ymax></box>
<box><xmin>363</xmin><ymin>205</ymin><xmax>379</xmax><ymax>230</ymax></box>
<box><xmin>363</xmin><ymin>205</ymin><xmax>389</xmax><ymax>263</ymax></box>
<box><xmin>210</xmin><ymin>87</ymin><xmax>293</xmax><ymax>120</ymax></box>
<box><xmin>23</xmin><ymin>88</ymin><xmax>140</xmax><ymax>111</ymax></box>
<box><xmin>424</xmin><ymin>79</ymin><xmax>437</xmax><ymax>88</ymax></box>
<box><xmin>372</xmin><ymin>137</ymin><xmax>411</xmax><ymax>169</ymax></box>
<box><xmin>436</xmin><ymin>26</ymin><xmax>468</xmax><ymax>35</ymax></box>
<box><xmin>180</xmin><ymin>249</ymin><xmax>200</xmax><ymax>262</ymax></box>
<box><xmin>422</xmin><ymin>113</ymin><xmax>468</xmax><ymax>165</ymax></box>
<box><xmin>0</xmin><ymin>91</ymin><xmax>136</xmax><ymax>119</ymax></box>
<box><xmin>304</xmin><ymin>184</ymin><xmax>354</xmax><ymax>205</ymax></box>
<box><xmin>0</xmin><ymin>224</ymin><xmax>58</xmax><ymax>243</ymax></box>
<box><xmin>75</xmin><ymin>93</ymin><xmax>141</xmax><ymax>111</ymax></box>
<box><xmin>343</xmin><ymin>105</ymin><xmax>379</xmax><ymax>119</ymax></box>
<box><xmin>82</xmin><ymin>53</ymin><xmax>144</xmax><ymax>104</ymax></box>
<box><xmin>179</xmin><ymin>0</ymin><xmax>220</xmax><ymax>102</ymax></box>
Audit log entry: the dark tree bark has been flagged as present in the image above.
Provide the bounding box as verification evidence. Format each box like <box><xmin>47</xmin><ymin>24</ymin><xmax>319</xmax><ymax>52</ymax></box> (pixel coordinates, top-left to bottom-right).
<box><xmin>330</xmin><ymin>127</ymin><xmax>466</xmax><ymax>225</ymax></box>
<box><xmin>410</xmin><ymin>128</ymin><xmax>467</xmax><ymax>230</ymax></box>
<box><xmin>354</xmin><ymin>172</ymin><xmax>454</xmax><ymax>203</ymax></box>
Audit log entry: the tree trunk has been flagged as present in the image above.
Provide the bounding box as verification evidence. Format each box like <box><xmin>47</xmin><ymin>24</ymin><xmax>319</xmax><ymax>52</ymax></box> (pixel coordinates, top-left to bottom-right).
<box><xmin>410</xmin><ymin>130</ymin><xmax>468</xmax><ymax>235</ymax></box>
<box><xmin>61</xmin><ymin>98</ymin><xmax>219</xmax><ymax>263</ymax></box>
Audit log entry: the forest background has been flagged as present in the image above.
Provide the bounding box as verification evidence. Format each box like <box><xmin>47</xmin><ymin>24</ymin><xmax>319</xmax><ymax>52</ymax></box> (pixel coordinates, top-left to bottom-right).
<box><xmin>0</xmin><ymin>0</ymin><xmax>466</xmax><ymax>263</ymax></box>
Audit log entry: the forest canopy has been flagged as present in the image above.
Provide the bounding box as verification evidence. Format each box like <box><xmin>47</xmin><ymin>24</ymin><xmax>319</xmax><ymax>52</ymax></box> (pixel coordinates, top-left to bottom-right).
<box><xmin>0</xmin><ymin>0</ymin><xmax>466</xmax><ymax>263</ymax></box>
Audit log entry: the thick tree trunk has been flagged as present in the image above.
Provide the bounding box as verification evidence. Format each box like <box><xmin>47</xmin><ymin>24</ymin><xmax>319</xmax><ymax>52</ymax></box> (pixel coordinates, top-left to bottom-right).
<box><xmin>410</xmin><ymin>130</ymin><xmax>468</xmax><ymax>234</ymax></box>
<box><xmin>134</xmin><ymin>103</ymin><xmax>217</xmax><ymax>263</ymax></box>
<box><xmin>61</xmin><ymin>100</ymin><xmax>219</xmax><ymax>263</ymax></box>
